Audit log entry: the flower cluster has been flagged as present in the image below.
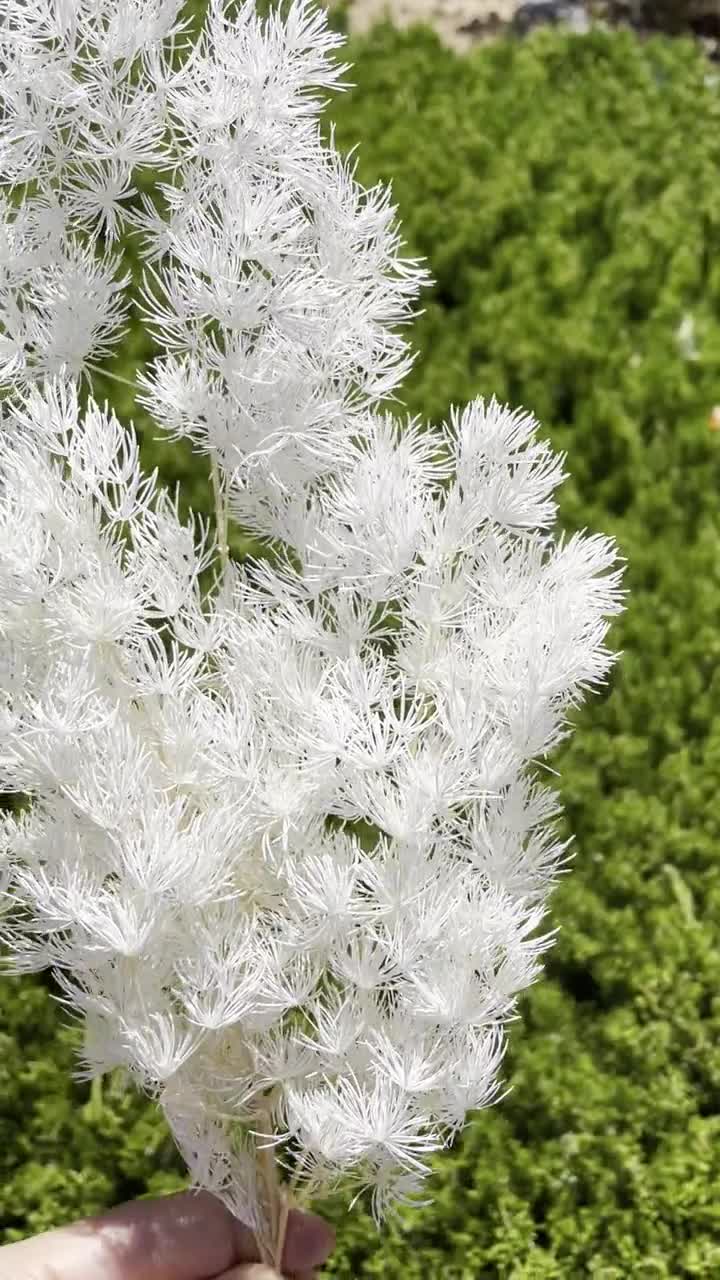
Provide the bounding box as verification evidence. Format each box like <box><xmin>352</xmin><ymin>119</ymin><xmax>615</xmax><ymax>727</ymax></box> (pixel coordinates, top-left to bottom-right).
<box><xmin>0</xmin><ymin>0</ymin><xmax>625</xmax><ymax>1261</ymax></box>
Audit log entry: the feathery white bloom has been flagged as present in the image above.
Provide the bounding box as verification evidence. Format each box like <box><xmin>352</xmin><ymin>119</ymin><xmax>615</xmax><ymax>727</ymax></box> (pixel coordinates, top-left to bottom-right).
<box><xmin>0</xmin><ymin>0</ymin><xmax>626</xmax><ymax>1266</ymax></box>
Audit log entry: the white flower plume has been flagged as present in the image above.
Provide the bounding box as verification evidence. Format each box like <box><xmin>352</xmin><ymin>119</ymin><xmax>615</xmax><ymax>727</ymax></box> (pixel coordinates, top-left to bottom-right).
<box><xmin>0</xmin><ymin>0</ymin><xmax>626</xmax><ymax>1259</ymax></box>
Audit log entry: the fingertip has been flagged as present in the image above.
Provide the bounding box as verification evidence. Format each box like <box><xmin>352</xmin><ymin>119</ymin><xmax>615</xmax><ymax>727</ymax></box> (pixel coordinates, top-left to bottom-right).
<box><xmin>282</xmin><ymin>1210</ymin><xmax>335</xmax><ymax>1274</ymax></box>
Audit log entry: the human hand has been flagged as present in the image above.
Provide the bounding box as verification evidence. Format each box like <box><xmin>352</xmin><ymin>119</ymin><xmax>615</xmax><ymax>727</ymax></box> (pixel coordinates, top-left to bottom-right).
<box><xmin>0</xmin><ymin>1189</ymin><xmax>335</xmax><ymax>1280</ymax></box>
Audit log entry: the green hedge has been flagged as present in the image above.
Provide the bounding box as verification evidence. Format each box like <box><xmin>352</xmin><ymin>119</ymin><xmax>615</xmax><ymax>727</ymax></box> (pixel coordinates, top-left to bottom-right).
<box><xmin>3</xmin><ymin>19</ymin><xmax>720</xmax><ymax>1278</ymax></box>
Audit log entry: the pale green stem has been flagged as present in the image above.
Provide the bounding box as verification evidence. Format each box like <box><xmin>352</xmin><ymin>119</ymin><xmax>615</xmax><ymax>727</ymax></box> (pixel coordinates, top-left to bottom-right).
<box><xmin>210</xmin><ymin>452</ymin><xmax>230</xmax><ymax>571</ymax></box>
<box><xmin>252</xmin><ymin>1089</ymin><xmax>290</xmax><ymax>1273</ymax></box>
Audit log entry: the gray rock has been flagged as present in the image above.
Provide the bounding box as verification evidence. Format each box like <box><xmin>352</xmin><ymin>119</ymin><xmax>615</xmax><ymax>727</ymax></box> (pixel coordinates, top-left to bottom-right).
<box><xmin>512</xmin><ymin>0</ymin><xmax>590</xmax><ymax>34</ymax></box>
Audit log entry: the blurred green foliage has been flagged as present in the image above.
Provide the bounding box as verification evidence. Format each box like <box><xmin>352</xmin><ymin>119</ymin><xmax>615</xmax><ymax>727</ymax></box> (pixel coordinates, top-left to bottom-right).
<box><xmin>3</xmin><ymin>15</ymin><xmax>720</xmax><ymax>1277</ymax></box>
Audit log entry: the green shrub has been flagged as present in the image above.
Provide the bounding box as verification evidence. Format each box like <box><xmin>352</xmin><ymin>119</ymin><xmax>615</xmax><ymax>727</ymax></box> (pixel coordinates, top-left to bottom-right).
<box><xmin>313</xmin><ymin>26</ymin><xmax>720</xmax><ymax>1277</ymax></box>
<box><xmin>3</xmin><ymin>20</ymin><xmax>720</xmax><ymax>1278</ymax></box>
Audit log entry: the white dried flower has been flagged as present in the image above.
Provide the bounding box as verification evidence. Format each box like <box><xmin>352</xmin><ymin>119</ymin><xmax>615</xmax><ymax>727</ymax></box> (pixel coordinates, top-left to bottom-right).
<box><xmin>0</xmin><ymin>0</ymin><xmax>626</xmax><ymax>1266</ymax></box>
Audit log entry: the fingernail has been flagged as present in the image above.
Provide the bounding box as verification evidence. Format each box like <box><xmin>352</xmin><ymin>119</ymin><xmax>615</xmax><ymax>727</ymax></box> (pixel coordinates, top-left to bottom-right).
<box><xmin>218</xmin><ymin>1265</ymin><xmax>281</xmax><ymax>1280</ymax></box>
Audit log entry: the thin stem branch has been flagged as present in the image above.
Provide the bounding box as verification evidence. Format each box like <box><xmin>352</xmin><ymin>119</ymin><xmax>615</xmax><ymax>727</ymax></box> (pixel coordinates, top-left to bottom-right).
<box><xmin>86</xmin><ymin>361</ymin><xmax>141</xmax><ymax>393</ymax></box>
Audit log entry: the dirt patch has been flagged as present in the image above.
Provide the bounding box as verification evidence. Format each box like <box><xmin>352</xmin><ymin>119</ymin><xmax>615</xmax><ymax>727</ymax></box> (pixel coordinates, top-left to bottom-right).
<box><xmin>347</xmin><ymin>0</ymin><xmax>519</xmax><ymax>53</ymax></box>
